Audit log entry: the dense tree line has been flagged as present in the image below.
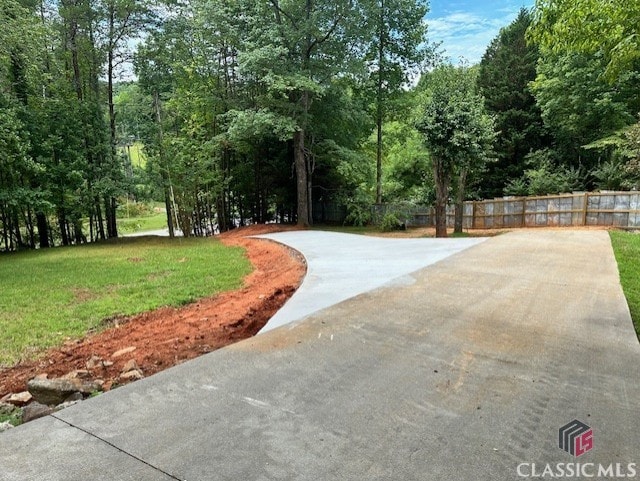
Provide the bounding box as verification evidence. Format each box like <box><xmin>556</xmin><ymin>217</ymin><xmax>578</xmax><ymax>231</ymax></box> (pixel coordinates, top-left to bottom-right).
<box><xmin>478</xmin><ymin>5</ymin><xmax>640</xmax><ymax>199</ymax></box>
<box><xmin>0</xmin><ymin>0</ymin><xmax>153</xmax><ymax>250</ymax></box>
<box><xmin>2</xmin><ymin>0</ymin><xmax>640</xmax><ymax>247</ymax></box>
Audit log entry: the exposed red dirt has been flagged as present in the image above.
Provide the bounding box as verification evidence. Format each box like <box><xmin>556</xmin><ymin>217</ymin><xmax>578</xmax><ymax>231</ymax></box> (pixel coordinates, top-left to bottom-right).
<box><xmin>0</xmin><ymin>224</ymin><xmax>304</xmax><ymax>398</ymax></box>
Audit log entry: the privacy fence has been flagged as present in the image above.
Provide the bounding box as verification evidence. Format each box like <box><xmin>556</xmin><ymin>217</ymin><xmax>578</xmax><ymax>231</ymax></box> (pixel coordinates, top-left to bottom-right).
<box><xmin>364</xmin><ymin>191</ymin><xmax>640</xmax><ymax>229</ymax></box>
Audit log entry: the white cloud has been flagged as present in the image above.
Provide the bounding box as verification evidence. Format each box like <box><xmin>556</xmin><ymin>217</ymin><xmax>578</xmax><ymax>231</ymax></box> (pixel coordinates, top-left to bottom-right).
<box><xmin>427</xmin><ymin>9</ymin><xmax>520</xmax><ymax>65</ymax></box>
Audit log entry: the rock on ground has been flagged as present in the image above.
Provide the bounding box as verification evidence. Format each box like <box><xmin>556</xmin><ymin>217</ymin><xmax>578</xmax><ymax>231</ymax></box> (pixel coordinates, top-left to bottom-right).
<box><xmin>22</xmin><ymin>402</ymin><xmax>53</xmax><ymax>423</ymax></box>
<box><xmin>27</xmin><ymin>378</ymin><xmax>101</xmax><ymax>406</ymax></box>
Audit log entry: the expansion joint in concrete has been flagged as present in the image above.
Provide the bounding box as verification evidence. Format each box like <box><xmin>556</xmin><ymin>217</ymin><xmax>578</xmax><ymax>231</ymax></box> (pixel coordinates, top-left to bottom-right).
<box><xmin>50</xmin><ymin>414</ymin><xmax>184</xmax><ymax>481</ymax></box>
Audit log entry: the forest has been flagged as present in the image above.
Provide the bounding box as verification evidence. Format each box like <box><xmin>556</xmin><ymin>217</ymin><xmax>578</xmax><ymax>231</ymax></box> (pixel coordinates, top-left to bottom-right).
<box><xmin>1</xmin><ymin>0</ymin><xmax>639</xmax><ymax>250</ymax></box>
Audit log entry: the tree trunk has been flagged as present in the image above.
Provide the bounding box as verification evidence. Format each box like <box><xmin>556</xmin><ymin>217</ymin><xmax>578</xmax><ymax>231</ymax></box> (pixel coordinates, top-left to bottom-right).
<box><xmin>36</xmin><ymin>212</ymin><xmax>50</xmax><ymax>248</ymax></box>
<box><xmin>104</xmin><ymin>7</ymin><xmax>119</xmax><ymax>241</ymax></box>
<box><xmin>25</xmin><ymin>206</ymin><xmax>35</xmax><ymax>249</ymax></box>
<box><xmin>105</xmin><ymin>196</ymin><xmax>118</xmax><ymax>238</ymax></box>
<box><xmin>454</xmin><ymin>168</ymin><xmax>468</xmax><ymax>234</ymax></box>
<box><xmin>95</xmin><ymin>197</ymin><xmax>106</xmax><ymax>240</ymax></box>
<box><xmin>433</xmin><ymin>157</ymin><xmax>449</xmax><ymax>238</ymax></box>
<box><xmin>152</xmin><ymin>91</ymin><xmax>175</xmax><ymax>238</ymax></box>
<box><xmin>58</xmin><ymin>209</ymin><xmax>69</xmax><ymax>246</ymax></box>
<box><xmin>294</xmin><ymin>128</ymin><xmax>310</xmax><ymax>227</ymax></box>
<box><xmin>375</xmin><ymin>0</ymin><xmax>385</xmax><ymax>204</ymax></box>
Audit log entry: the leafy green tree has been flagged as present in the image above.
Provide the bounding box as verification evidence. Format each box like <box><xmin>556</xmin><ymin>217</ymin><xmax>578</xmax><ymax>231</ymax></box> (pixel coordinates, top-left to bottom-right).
<box><xmin>530</xmin><ymin>0</ymin><xmax>640</xmax><ymax>81</ymax></box>
<box><xmin>232</xmin><ymin>0</ymin><xmax>367</xmax><ymax>226</ymax></box>
<box><xmin>415</xmin><ymin>65</ymin><xmax>495</xmax><ymax>237</ymax></box>
<box><xmin>361</xmin><ymin>0</ymin><xmax>430</xmax><ymax>203</ymax></box>
<box><xmin>477</xmin><ymin>8</ymin><xmax>547</xmax><ymax>198</ymax></box>
<box><xmin>530</xmin><ymin>52</ymin><xmax>640</xmax><ymax>173</ymax></box>
<box><xmin>529</xmin><ymin>0</ymin><xmax>640</xmax><ymax>191</ymax></box>
<box><xmin>362</xmin><ymin>119</ymin><xmax>432</xmax><ymax>203</ymax></box>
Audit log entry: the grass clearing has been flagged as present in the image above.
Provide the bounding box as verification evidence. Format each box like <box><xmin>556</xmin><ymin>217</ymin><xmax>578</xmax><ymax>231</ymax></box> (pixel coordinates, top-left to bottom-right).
<box><xmin>610</xmin><ymin>231</ymin><xmax>640</xmax><ymax>337</ymax></box>
<box><xmin>0</xmin><ymin>237</ymin><xmax>251</xmax><ymax>367</ymax></box>
<box><xmin>116</xmin><ymin>212</ymin><xmax>167</xmax><ymax>234</ymax></box>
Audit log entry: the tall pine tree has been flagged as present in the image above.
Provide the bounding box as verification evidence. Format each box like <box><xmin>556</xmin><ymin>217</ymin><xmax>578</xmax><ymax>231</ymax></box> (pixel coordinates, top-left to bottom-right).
<box><xmin>477</xmin><ymin>8</ymin><xmax>547</xmax><ymax>198</ymax></box>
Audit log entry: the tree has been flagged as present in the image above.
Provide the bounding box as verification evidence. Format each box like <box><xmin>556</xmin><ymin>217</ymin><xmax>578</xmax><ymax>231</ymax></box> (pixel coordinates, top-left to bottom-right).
<box><xmin>233</xmin><ymin>0</ymin><xmax>364</xmax><ymax>226</ymax></box>
<box><xmin>100</xmin><ymin>0</ymin><xmax>156</xmax><ymax>237</ymax></box>
<box><xmin>530</xmin><ymin>0</ymin><xmax>640</xmax><ymax>82</ymax></box>
<box><xmin>530</xmin><ymin>52</ymin><xmax>640</xmax><ymax>172</ymax></box>
<box><xmin>477</xmin><ymin>8</ymin><xmax>547</xmax><ymax>198</ymax></box>
<box><xmin>415</xmin><ymin>65</ymin><xmax>495</xmax><ymax>237</ymax></box>
<box><xmin>362</xmin><ymin>0</ymin><xmax>429</xmax><ymax>204</ymax></box>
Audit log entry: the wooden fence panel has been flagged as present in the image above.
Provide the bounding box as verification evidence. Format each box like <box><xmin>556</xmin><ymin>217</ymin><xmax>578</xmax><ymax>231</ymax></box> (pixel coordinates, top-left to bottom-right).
<box><xmin>386</xmin><ymin>191</ymin><xmax>640</xmax><ymax>230</ymax></box>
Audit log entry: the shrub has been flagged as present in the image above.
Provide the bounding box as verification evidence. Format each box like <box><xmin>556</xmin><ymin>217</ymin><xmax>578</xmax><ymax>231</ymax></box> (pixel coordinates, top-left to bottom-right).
<box><xmin>380</xmin><ymin>213</ymin><xmax>403</xmax><ymax>232</ymax></box>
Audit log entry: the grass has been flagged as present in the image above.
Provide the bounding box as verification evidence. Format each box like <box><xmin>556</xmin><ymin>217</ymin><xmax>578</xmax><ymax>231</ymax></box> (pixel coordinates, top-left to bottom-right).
<box><xmin>0</xmin><ymin>237</ymin><xmax>251</xmax><ymax>367</ymax></box>
<box><xmin>116</xmin><ymin>200</ymin><xmax>167</xmax><ymax>234</ymax></box>
<box><xmin>610</xmin><ymin>231</ymin><xmax>640</xmax><ymax>336</ymax></box>
<box><xmin>116</xmin><ymin>212</ymin><xmax>167</xmax><ymax>234</ymax></box>
<box><xmin>129</xmin><ymin>142</ymin><xmax>147</xmax><ymax>168</ymax></box>
<box><xmin>312</xmin><ymin>225</ymin><xmax>379</xmax><ymax>235</ymax></box>
<box><xmin>119</xmin><ymin>142</ymin><xmax>147</xmax><ymax>168</ymax></box>
<box><xmin>0</xmin><ymin>408</ymin><xmax>22</xmax><ymax>427</ymax></box>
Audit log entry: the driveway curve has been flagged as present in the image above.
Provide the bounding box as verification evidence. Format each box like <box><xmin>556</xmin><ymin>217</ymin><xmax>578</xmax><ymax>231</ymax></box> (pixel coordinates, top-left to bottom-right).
<box><xmin>256</xmin><ymin>231</ymin><xmax>486</xmax><ymax>332</ymax></box>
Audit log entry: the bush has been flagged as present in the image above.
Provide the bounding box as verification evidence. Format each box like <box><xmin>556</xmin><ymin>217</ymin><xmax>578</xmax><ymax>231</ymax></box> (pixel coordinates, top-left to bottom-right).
<box><xmin>504</xmin><ymin>151</ymin><xmax>584</xmax><ymax>196</ymax></box>
<box><xmin>592</xmin><ymin>158</ymin><xmax>634</xmax><ymax>190</ymax></box>
<box><xmin>380</xmin><ymin>213</ymin><xmax>404</xmax><ymax>232</ymax></box>
<box><xmin>344</xmin><ymin>200</ymin><xmax>372</xmax><ymax>227</ymax></box>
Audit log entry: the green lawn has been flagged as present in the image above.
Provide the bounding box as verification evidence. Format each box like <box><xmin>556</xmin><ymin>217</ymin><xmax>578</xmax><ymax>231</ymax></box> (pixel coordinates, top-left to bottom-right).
<box><xmin>116</xmin><ymin>212</ymin><xmax>168</xmax><ymax>234</ymax></box>
<box><xmin>120</xmin><ymin>141</ymin><xmax>147</xmax><ymax>168</ymax></box>
<box><xmin>0</xmin><ymin>237</ymin><xmax>251</xmax><ymax>367</ymax></box>
<box><xmin>610</xmin><ymin>231</ymin><xmax>640</xmax><ymax>337</ymax></box>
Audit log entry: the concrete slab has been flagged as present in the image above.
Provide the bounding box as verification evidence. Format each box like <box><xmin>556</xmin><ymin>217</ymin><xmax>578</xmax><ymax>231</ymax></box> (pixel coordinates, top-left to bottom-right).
<box><xmin>255</xmin><ymin>231</ymin><xmax>486</xmax><ymax>332</ymax></box>
<box><xmin>1</xmin><ymin>230</ymin><xmax>639</xmax><ymax>480</ymax></box>
<box><xmin>0</xmin><ymin>416</ymin><xmax>177</xmax><ymax>480</ymax></box>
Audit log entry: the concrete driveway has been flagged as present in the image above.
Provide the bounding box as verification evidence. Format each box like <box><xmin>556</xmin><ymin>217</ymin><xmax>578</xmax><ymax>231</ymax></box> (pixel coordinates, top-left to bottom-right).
<box><xmin>256</xmin><ymin>231</ymin><xmax>486</xmax><ymax>332</ymax></box>
<box><xmin>1</xmin><ymin>230</ymin><xmax>639</xmax><ymax>480</ymax></box>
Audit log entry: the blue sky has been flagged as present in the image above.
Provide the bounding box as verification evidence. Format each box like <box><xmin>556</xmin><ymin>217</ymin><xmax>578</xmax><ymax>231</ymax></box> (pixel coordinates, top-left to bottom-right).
<box><xmin>426</xmin><ymin>0</ymin><xmax>536</xmax><ymax>64</ymax></box>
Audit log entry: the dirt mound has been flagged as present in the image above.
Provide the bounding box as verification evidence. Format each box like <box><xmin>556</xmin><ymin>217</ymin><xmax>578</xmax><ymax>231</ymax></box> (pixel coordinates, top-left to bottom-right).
<box><xmin>0</xmin><ymin>225</ymin><xmax>305</xmax><ymax>397</ymax></box>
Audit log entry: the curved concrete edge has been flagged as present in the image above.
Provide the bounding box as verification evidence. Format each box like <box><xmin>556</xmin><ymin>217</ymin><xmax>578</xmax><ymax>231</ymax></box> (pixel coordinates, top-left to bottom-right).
<box><xmin>254</xmin><ymin>231</ymin><xmax>487</xmax><ymax>333</ymax></box>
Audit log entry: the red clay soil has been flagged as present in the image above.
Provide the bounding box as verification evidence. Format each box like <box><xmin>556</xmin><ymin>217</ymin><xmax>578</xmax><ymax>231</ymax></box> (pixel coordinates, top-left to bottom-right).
<box><xmin>0</xmin><ymin>224</ymin><xmax>304</xmax><ymax>398</ymax></box>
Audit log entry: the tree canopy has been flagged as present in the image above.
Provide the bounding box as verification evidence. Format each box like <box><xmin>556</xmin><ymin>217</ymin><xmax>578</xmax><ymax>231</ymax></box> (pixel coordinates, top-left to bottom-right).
<box><xmin>3</xmin><ymin>0</ymin><xmax>640</xmax><ymax>251</ymax></box>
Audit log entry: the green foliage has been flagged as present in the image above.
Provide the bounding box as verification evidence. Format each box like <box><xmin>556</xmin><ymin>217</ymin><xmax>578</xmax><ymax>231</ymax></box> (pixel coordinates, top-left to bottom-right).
<box><xmin>530</xmin><ymin>0</ymin><xmax>640</xmax><ymax>82</ymax></box>
<box><xmin>531</xmin><ymin>52</ymin><xmax>640</xmax><ymax>171</ymax></box>
<box><xmin>528</xmin><ymin>0</ymin><xmax>640</xmax><ymax>189</ymax></box>
<box><xmin>590</xmin><ymin>159</ymin><xmax>633</xmax><ymax>191</ymax></box>
<box><xmin>380</xmin><ymin>213</ymin><xmax>402</xmax><ymax>232</ymax></box>
<box><xmin>477</xmin><ymin>8</ymin><xmax>547</xmax><ymax>198</ymax></box>
<box><xmin>116</xmin><ymin>201</ymin><xmax>158</xmax><ymax>218</ymax></box>
<box><xmin>415</xmin><ymin>64</ymin><xmax>495</xmax><ymax>235</ymax></box>
<box><xmin>0</xmin><ymin>237</ymin><xmax>252</xmax><ymax>366</ymax></box>
<box><xmin>344</xmin><ymin>201</ymin><xmax>373</xmax><ymax>227</ymax></box>
<box><xmin>0</xmin><ymin>406</ymin><xmax>22</xmax><ymax>427</ymax></box>
<box><xmin>416</xmin><ymin>65</ymin><xmax>495</xmax><ymax>170</ymax></box>
<box><xmin>610</xmin><ymin>231</ymin><xmax>640</xmax><ymax>337</ymax></box>
<box><xmin>504</xmin><ymin>151</ymin><xmax>583</xmax><ymax>196</ymax></box>
<box><xmin>369</xmin><ymin>120</ymin><xmax>432</xmax><ymax>203</ymax></box>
